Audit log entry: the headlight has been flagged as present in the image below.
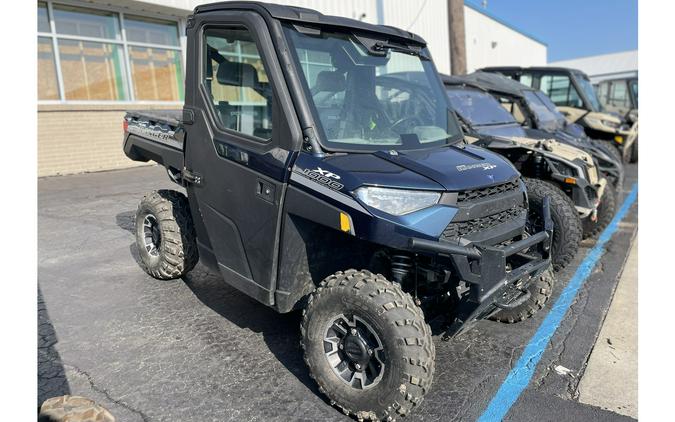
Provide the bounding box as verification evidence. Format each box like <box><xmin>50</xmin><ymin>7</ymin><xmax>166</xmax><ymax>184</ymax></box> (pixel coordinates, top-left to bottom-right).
<box><xmin>628</xmin><ymin>110</ymin><xmax>638</xmax><ymax>122</ymax></box>
<box><xmin>354</xmin><ymin>186</ymin><xmax>441</xmax><ymax>216</ymax></box>
<box><xmin>549</xmin><ymin>160</ymin><xmax>576</xmax><ymax>177</ymax></box>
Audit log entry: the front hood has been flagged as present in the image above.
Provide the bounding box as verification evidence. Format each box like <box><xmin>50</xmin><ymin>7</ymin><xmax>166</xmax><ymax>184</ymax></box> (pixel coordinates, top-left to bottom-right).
<box><xmin>473</xmin><ymin>122</ymin><xmax>527</xmax><ymax>139</ymax></box>
<box><xmin>292</xmin><ymin>144</ymin><xmax>520</xmax><ymax>194</ymax></box>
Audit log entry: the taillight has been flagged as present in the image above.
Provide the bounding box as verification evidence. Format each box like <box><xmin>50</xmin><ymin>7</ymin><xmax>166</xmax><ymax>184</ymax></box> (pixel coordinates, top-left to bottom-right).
<box><xmin>123</xmin><ymin>119</ymin><xmax>129</xmax><ymax>133</ymax></box>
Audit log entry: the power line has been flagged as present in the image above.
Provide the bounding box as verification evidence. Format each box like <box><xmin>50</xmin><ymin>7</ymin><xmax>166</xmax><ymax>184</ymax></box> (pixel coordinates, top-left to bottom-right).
<box><xmin>406</xmin><ymin>0</ymin><xmax>429</xmax><ymax>30</ymax></box>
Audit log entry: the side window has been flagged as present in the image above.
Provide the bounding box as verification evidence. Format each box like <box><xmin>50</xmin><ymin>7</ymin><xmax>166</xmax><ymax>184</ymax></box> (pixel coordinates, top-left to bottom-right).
<box><xmin>519</xmin><ymin>74</ymin><xmax>533</xmax><ymax>87</ymax></box>
<box><xmin>597</xmin><ymin>82</ymin><xmax>610</xmax><ymax>105</ymax></box>
<box><xmin>540</xmin><ymin>75</ymin><xmax>582</xmax><ymax>108</ymax></box>
<box><xmin>203</xmin><ymin>27</ymin><xmax>273</xmax><ymax>141</ymax></box>
<box><xmin>609</xmin><ymin>81</ymin><xmax>629</xmax><ymax>107</ymax></box>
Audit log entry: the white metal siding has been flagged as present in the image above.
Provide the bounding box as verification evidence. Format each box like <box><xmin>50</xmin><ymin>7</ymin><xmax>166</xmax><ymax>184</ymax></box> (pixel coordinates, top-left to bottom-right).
<box><xmin>379</xmin><ymin>0</ymin><xmax>451</xmax><ymax>74</ymax></box>
<box><xmin>463</xmin><ymin>6</ymin><xmax>547</xmax><ymax>73</ymax></box>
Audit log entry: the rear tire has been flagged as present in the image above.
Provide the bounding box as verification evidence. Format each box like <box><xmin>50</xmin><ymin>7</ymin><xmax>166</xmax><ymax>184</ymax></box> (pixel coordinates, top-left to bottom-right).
<box><xmin>584</xmin><ymin>184</ymin><xmax>617</xmax><ymax>238</ymax></box>
<box><xmin>135</xmin><ymin>190</ymin><xmax>198</xmax><ymax>280</ymax></box>
<box><xmin>489</xmin><ymin>268</ymin><xmax>555</xmax><ymax>323</ymax></box>
<box><xmin>524</xmin><ymin>178</ymin><xmax>582</xmax><ymax>272</ymax></box>
<box><xmin>301</xmin><ymin>270</ymin><xmax>434</xmax><ymax>421</ymax></box>
<box><xmin>591</xmin><ymin>139</ymin><xmax>623</xmax><ymax>165</ymax></box>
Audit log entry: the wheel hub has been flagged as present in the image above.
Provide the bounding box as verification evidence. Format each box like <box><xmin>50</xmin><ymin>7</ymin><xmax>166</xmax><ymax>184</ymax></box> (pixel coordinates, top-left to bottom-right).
<box><xmin>323</xmin><ymin>315</ymin><xmax>385</xmax><ymax>390</ymax></box>
<box><xmin>142</xmin><ymin>214</ymin><xmax>161</xmax><ymax>256</ymax></box>
<box><xmin>342</xmin><ymin>334</ymin><xmax>370</xmax><ymax>366</ymax></box>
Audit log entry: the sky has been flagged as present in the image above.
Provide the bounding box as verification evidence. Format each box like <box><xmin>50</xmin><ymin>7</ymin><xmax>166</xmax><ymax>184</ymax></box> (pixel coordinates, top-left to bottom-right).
<box><xmin>465</xmin><ymin>0</ymin><xmax>638</xmax><ymax>62</ymax></box>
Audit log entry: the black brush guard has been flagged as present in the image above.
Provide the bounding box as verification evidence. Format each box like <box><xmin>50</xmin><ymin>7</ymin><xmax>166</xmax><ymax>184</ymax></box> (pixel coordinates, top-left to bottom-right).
<box><xmin>409</xmin><ymin>197</ymin><xmax>554</xmax><ymax>337</ymax></box>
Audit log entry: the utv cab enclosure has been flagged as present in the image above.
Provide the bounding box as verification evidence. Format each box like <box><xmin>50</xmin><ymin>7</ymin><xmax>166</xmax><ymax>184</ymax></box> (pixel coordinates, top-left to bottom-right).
<box><xmin>481</xmin><ymin>66</ymin><xmax>638</xmax><ymax>163</ymax></box>
<box><xmin>596</xmin><ymin>76</ymin><xmax>638</xmax><ymax>125</ymax></box>
<box><xmin>123</xmin><ymin>2</ymin><xmax>553</xmax><ymax>420</ymax></box>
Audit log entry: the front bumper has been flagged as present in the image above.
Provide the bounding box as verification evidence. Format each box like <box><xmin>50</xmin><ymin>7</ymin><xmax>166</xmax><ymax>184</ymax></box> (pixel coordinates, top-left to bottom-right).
<box><xmin>409</xmin><ymin>199</ymin><xmax>553</xmax><ymax>337</ymax></box>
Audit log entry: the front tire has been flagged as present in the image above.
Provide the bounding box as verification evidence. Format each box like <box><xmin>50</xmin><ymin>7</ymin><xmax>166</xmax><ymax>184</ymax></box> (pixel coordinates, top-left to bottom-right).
<box><xmin>135</xmin><ymin>190</ymin><xmax>198</xmax><ymax>280</ymax></box>
<box><xmin>301</xmin><ymin>270</ymin><xmax>434</xmax><ymax>421</ymax></box>
<box><xmin>489</xmin><ymin>268</ymin><xmax>555</xmax><ymax>323</ymax></box>
<box><xmin>524</xmin><ymin>178</ymin><xmax>582</xmax><ymax>272</ymax></box>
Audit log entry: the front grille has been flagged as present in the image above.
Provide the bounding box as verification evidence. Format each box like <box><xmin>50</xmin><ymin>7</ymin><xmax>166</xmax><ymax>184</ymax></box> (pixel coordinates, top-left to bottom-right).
<box><xmin>457</xmin><ymin>179</ymin><xmax>520</xmax><ymax>203</ymax></box>
<box><xmin>441</xmin><ymin>206</ymin><xmax>526</xmax><ymax>240</ymax></box>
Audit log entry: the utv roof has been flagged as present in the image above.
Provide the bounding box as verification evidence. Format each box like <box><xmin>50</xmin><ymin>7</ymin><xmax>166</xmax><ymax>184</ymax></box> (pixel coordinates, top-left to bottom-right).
<box><xmin>440</xmin><ymin>72</ymin><xmax>534</xmax><ymax>98</ymax></box>
<box><xmin>481</xmin><ymin>66</ymin><xmax>591</xmax><ymax>78</ymax></box>
<box><xmin>194</xmin><ymin>1</ymin><xmax>426</xmax><ymax>45</ymax></box>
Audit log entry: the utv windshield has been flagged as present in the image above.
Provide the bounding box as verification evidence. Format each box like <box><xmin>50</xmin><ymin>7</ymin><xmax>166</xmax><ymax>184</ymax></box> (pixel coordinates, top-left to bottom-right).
<box><xmin>445</xmin><ymin>87</ymin><xmax>517</xmax><ymax>127</ymax></box>
<box><xmin>575</xmin><ymin>74</ymin><xmax>602</xmax><ymax>112</ymax></box>
<box><xmin>523</xmin><ymin>91</ymin><xmax>567</xmax><ymax>131</ymax></box>
<box><xmin>284</xmin><ymin>26</ymin><xmax>462</xmax><ymax>151</ymax></box>
<box><xmin>629</xmin><ymin>79</ymin><xmax>638</xmax><ymax>107</ymax></box>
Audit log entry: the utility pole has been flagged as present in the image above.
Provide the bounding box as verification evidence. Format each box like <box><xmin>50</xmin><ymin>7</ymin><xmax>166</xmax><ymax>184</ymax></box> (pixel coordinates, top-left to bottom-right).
<box><xmin>448</xmin><ymin>0</ymin><xmax>467</xmax><ymax>75</ymax></box>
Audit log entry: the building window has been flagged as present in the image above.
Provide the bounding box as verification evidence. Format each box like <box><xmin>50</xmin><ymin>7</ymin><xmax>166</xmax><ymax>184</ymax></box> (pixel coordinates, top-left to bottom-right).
<box><xmin>58</xmin><ymin>40</ymin><xmax>127</xmax><ymax>100</ymax></box>
<box><xmin>129</xmin><ymin>47</ymin><xmax>184</xmax><ymax>101</ymax></box>
<box><xmin>38</xmin><ymin>37</ymin><xmax>60</xmax><ymax>100</ymax></box>
<box><xmin>37</xmin><ymin>1</ymin><xmax>184</xmax><ymax>102</ymax></box>
<box><xmin>124</xmin><ymin>15</ymin><xmax>180</xmax><ymax>46</ymax></box>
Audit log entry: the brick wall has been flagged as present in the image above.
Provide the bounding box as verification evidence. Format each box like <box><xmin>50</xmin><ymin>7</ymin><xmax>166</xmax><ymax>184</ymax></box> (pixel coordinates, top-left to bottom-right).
<box><xmin>38</xmin><ymin>104</ymin><xmax>181</xmax><ymax>177</ymax></box>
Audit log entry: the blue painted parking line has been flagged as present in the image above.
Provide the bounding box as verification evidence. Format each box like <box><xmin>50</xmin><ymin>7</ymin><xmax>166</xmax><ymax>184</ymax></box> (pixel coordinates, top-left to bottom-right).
<box><xmin>477</xmin><ymin>183</ymin><xmax>638</xmax><ymax>422</ymax></box>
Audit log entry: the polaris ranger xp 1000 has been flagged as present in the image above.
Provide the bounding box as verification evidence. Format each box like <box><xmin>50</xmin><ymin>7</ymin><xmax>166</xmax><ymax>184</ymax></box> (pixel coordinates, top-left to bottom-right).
<box><xmin>123</xmin><ymin>3</ymin><xmax>553</xmax><ymax>420</ymax></box>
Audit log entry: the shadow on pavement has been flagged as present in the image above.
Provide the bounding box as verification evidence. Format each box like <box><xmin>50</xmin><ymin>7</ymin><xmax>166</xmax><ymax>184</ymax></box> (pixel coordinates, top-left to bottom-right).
<box><xmin>38</xmin><ymin>286</ymin><xmax>70</xmax><ymax>409</ymax></box>
<box><xmin>115</xmin><ymin>211</ymin><xmax>135</xmax><ymax>235</ymax></box>
<box><xmin>181</xmin><ymin>266</ymin><xmax>324</xmax><ymax>398</ymax></box>
<box><xmin>115</xmin><ymin>208</ymin><xmax>336</xmax><ymax>410</ymax></box>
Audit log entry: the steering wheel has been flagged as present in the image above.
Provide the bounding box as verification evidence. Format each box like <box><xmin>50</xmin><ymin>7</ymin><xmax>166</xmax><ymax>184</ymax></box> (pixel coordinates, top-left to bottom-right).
<box><xmin>390</xmin><ymin>116</ymin><xmax>424</xmax><ymax>134</ymax></box>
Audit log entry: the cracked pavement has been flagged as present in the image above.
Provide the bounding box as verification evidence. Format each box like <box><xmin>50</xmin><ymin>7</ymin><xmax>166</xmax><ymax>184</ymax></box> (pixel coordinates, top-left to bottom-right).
<box><xmin>38</xmin><ymin>164</ymin><xmax>638</xmax><ymax>421</ymax></box>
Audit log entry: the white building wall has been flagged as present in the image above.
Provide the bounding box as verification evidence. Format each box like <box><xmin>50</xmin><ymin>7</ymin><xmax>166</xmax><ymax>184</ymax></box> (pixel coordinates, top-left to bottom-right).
<box><xmin>378</xmin><ymin>0</ymin><xmax>450</xmax><ymax>74</ymax></box>
<box><xmin>463</xmin><ymin>5</ymin><xmax>547</xmax><ymax>73</ymax></box>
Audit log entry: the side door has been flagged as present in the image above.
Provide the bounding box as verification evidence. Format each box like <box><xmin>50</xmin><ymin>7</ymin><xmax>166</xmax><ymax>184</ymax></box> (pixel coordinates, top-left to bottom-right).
<box><xmin>596</xmin><ymin>81</ymin><xmax>611</xmax><ymax>110</ymax></box>
<box><xmin>183</xmin><ymin>12</ymin><xmax>302</xmax><ymax>305</ymax></box>
<box><xmin>607</xmin><ymin>80</ymin><xmax>631</xmax><ymax>116</ymax></box>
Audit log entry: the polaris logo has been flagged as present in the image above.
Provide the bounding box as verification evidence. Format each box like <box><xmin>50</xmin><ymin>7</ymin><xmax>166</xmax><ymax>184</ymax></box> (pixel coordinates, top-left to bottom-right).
<box><xmin>456</xmin><ymin>163</ymin><xmax>497</xmax><ymax>171</ymax></box>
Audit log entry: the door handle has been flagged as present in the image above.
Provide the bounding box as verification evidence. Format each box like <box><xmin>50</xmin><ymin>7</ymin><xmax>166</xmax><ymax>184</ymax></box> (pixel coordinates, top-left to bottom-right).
<box><xmin>256</xmin><ymin>179</ymin><xmax>275</xmax><ymax>203</ymax></box>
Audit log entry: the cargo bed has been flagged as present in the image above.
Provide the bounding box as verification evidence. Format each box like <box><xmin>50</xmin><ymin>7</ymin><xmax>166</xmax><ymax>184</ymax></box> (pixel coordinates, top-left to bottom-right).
<box><xmin>123</xmin><ymin>109</ymin><xmax>184</xmax><ymax>173</ymax></box>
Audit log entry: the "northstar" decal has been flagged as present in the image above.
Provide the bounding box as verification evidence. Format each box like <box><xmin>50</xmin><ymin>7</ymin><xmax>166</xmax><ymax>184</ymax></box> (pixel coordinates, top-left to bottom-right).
<box><xmin>456</xmin><ymin>163</ymin><xmax>497</xmax><ymax>171</ymax></box>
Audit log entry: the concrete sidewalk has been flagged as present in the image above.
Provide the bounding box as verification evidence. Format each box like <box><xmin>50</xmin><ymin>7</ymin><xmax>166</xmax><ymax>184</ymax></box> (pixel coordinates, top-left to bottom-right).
<box><xmin>578</xmin><ymin>238</ymin><xmax>638</xmax><ymax>418</ymax></box>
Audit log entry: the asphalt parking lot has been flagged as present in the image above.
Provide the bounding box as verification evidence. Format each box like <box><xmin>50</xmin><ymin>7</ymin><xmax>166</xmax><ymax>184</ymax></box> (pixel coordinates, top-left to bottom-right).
<box><xmin>38</xmin><ymin>163</ymin><xmax>638</xmax><ymax>422</ymax></box>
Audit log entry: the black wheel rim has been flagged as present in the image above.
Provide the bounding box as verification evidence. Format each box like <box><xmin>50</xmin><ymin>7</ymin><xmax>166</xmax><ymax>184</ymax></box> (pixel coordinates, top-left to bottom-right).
<box><xmin>323</xmin><ymin>314</ymin><xmax>385</xmax><ymax>390</ymax></box>
<box><xmin>142</xmin><ymin>214</ymin><xmax>161</xmax><ymax>257</ymax></box>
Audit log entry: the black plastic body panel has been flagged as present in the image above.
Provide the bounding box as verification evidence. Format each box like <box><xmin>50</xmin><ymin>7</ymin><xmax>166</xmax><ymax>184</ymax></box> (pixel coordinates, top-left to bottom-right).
<box><xmin>123</xmin><ymin>133</ymin><xmax>183</xmax><ymax>171</ymax></box>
